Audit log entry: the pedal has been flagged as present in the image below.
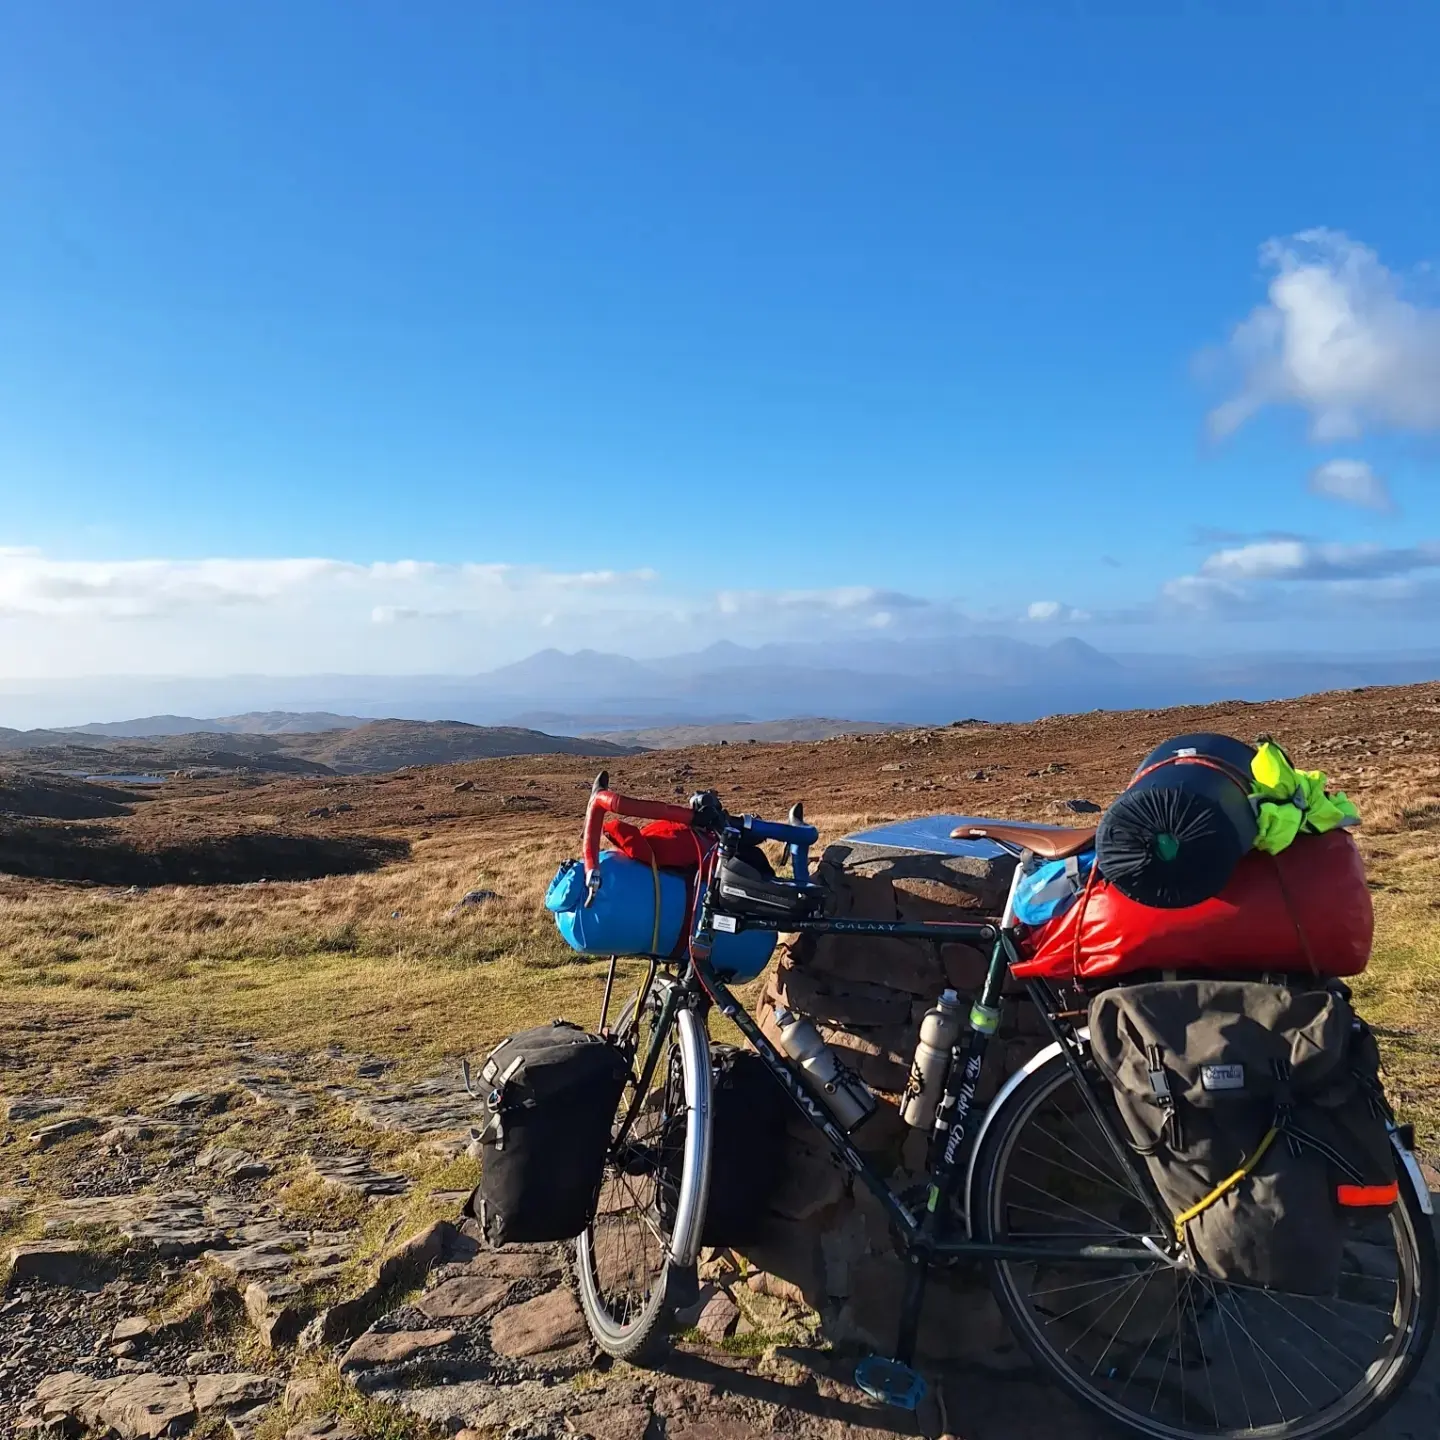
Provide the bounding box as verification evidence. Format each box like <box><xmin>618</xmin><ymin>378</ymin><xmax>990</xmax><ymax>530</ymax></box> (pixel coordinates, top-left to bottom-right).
<box><xmin>853</xmin><ymin>1355</ymin><xmax>926</xmax><ymax>1410</ymax></box>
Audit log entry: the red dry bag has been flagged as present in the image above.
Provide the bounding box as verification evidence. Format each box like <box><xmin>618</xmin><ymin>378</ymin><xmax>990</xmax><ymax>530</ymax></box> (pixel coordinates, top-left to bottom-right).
<box><xmin>1012</xmin><ymin>829</ymin><xmax>1372</xmax><ymax>982</ymax></box>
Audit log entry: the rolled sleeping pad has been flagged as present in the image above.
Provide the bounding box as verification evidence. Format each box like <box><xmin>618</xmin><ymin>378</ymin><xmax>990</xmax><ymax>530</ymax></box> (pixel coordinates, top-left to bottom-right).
<box><xmin>1096</xmin><ymin>733</ymin><xmax>1258</xmax><ymax>909</ymax></box>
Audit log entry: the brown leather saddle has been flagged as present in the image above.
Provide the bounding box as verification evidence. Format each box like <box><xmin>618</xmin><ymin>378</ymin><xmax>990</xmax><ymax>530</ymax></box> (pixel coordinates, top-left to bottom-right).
<box><xmin>950</xmin><ymin>819</ymin><xmax>1097</xmax><ymax>861</ymax></box>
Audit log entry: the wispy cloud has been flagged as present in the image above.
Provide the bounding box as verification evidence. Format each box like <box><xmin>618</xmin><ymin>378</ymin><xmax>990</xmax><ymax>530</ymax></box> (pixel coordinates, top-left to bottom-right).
<box><xmin>1207</xmin><ymin>229</ymin><xmax>1440</xmax><ymax>442</ymax></box>
<box><xmin>1307</xmin><ymin>458</ymin><xmax>1394</xmax><ymax>512</ymax></box>
<box><xmin>1199</xmin><ymin>539</ymin><xmax>1440</xmax><ymax>582</ymax></box>
<box><xmin>1156</xmin><ymin>536</ymin><xmax>1440</xmax><ymax>623</ymax></box>
<box><xmin>0</xmin><ymin>550</ymin><xmax>997</xmax><ymax>677</ymax></box>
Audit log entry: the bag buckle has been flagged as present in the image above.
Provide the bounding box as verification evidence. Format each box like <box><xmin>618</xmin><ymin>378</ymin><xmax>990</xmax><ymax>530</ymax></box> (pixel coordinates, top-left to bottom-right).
<box><xmin>1147</xmin><ymin>1044</ymin><xmax>1181</xmax><ymax>1147</ymax></box>
<box><xmin>1146</xmin><ymin>1043</ymin><xmax>1173</xmax><ymax>1104</ymax></box>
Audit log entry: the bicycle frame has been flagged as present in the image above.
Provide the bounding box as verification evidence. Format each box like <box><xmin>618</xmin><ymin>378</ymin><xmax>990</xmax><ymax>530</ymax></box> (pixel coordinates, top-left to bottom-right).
<box><xmin>588</xmin><ymin>782</ymin><xmax>1179</xmax><ymax>1369</ymax></box>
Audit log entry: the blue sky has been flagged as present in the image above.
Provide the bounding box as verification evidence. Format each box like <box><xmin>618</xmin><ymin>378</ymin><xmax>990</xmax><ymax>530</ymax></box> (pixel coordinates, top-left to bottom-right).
<box><xmin>1</xmin><ymin>1</ymin><xmax>1438</xmax><ymax>676</ymax></box>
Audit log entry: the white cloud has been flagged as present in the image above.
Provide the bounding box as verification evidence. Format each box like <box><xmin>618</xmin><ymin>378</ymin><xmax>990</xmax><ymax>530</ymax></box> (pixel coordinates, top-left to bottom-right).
<box><xmin>1208</xmin><ymin>229</ymin><xmax>1440</xmax><ymax>441</ymax></box>
<box><xmin>714</xmin><ymin>585</ymin><xmax>931</xmax><ymax>618</ymax></box>
<box><xmin>0</xmin><ymin>551</ymin><xmax>973</xmax><ymax>677</ymax></box>
<box><xmin>1155</xmin><ymin>536</ymin><xmax>1440</xmax><ymax>624</ymax></box>
<box><xmin>1199</xmin><ymin>539</ymin><xmax>1440</xmax><ymax>582</ymax></box>
<box><xmin>1024</xmin><ymin>600</ymin><xmax>1091</xmax><ymax>623</ymax></box>
<box><xmin>1307</xmin><ymin>458</ymin><xmax>1394</xmax><ymax>512</ymax></box>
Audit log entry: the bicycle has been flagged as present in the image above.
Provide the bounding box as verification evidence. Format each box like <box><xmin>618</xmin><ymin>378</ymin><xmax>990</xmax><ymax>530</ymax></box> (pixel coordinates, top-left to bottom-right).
<box><xmin>572</xmin><ymin>779</ymin><xmax>1437</xmax><ymax>1440</ymax></box>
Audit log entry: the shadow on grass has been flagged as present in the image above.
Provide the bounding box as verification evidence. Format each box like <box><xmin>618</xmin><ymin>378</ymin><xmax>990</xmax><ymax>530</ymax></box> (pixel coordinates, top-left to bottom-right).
<box><xmin>0</xmin><ymin>820</ymin><xmax>410</xmax><ymax>886</ymax></box>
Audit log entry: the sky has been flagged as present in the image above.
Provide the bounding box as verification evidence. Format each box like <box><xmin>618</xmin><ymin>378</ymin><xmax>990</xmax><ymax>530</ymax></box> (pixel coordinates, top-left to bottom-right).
<box><xmin>2</xmin><ymin>1</ymin><xmax>1439</xmax><ymax>678</ymax></box>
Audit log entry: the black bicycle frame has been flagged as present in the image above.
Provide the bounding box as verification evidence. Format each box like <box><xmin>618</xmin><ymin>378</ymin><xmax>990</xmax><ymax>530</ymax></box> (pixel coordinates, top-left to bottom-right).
<box><xmin>685</xmin><ymin>901</ymin><xmax>1179</xmax><ymax>1367</ymax></box>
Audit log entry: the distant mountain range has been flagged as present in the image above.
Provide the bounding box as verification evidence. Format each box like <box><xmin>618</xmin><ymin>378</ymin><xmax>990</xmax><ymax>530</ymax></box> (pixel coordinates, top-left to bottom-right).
<box><xmin>4</xmin><ymin>636</ymin><xmax>1440</xmax><ymax>737</ymax></box>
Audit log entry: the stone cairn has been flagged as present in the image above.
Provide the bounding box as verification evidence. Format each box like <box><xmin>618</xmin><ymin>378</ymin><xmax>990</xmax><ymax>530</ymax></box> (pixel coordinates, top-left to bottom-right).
<box><xmin>738</xmin><ymin>834</ymin><xmax>1053</xmax><ymax>1366</ymax></box>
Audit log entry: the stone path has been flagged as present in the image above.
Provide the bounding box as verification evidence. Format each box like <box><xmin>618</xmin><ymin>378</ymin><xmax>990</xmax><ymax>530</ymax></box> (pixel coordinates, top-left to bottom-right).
<box><xmin>5</xmin><ymin>1018</ymin><xmax>1440</xmax><ymax>1440</ymax></box>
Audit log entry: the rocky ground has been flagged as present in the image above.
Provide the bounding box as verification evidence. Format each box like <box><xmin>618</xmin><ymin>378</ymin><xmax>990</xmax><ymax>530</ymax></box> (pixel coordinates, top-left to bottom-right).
<box><xmin>5</xmin><ymin>1005</ymin><xmax>1440</xmax><ymax>1440</ymax></box>
<box><xmin>4</xmin><ymin>682</ymin><xmax>1440</xmax><ymax>1437</ymax></box>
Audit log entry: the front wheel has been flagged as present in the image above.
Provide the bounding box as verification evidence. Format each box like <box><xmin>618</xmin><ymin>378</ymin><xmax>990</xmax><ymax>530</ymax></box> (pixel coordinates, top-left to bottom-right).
<box><xmin>576</xmin><ymin>983</ymin><xmax>712</xmax><ymax>1363</ymax></box>
<box><xmin>971</xmin><ymin>1049</ymin><xmax>1437</xmax><ymax>1440</ymax></box>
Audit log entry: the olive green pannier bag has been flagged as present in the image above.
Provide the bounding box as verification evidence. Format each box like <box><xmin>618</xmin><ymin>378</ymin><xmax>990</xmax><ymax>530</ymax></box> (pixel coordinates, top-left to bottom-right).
<box><xmin>1089</xmin><ymin>979</ymin><xmax>1398</xmax><ymax>1294</ymax></box>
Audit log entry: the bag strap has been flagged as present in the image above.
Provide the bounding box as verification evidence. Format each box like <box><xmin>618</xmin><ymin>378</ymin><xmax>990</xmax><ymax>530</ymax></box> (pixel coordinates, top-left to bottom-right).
<box><xmin>1069</xmin><ymin>860</ymin><xmax>1104</xmax><ymax>977</ymax></box>
<box><xmin>1172</xmin><ymin>1124</ymin><xmax>1280</xmax><ymax>1242</ymax></box>
<box><xmin>1131</xmin><ymin>753</ymin><xmax>1253</xmax><ymax>794</ymax></box>
<box><xmin>647</xmin><ymin>851</ymin><xmax>662</xmax><ymax>955</ymax></box>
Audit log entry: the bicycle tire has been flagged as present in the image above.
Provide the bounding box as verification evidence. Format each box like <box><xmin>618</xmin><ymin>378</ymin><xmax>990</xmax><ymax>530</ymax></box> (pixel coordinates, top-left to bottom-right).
<box><xmin>576</xmin><ymin>984</ymin><xmax>711</xmax><ymax>1363</ymax></box>
<box><xmin>971</xmin><ymin>1049</ymin><xmax>1437</xmax><ymax>1440</ymax></box>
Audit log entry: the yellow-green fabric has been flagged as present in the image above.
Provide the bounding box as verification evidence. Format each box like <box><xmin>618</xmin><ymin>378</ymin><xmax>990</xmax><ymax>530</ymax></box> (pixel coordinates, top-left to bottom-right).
<box><xmin>1250</xmin><ymin>741</ymin><xmax>1360</xmax><ymax>855</ymax></box>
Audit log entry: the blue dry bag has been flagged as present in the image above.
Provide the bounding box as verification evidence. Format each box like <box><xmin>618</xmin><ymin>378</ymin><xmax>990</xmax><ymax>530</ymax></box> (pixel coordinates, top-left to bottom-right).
<box><xmin>546</xmin><ymin>851</ymin><xmax>688</xmax><ymax>957</ymax></box>
<box><xmin>1012</xmin><ymin>849</ymin><xmax>1097</xmax><ymax>927</ymax></box>
<box><xmin>545</xmin><ymin>849</ymin><xmax>778</xmax><ymax>980</ymax></box>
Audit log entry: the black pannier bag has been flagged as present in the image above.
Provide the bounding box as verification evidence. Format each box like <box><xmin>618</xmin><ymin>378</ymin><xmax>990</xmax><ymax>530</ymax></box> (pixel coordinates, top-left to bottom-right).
<box><xmin>700</xmin><ymin>1045</ymin><xmax>789</xmax><ymax>1245</ymax></box>
<box><xmin>1089</xmin><ymin>979</ymin><xmax>1398</xmax><ymax>1294</ymax></box>
<box><xmin>465</xmin><ymin>1020</ymin><xmax>629</xmax><ymax>1247</ymax></box>
<box><xmin>1096</xmin><ymin>733</ymin><xmax>1259</xmax><ymax>909</ymax></box>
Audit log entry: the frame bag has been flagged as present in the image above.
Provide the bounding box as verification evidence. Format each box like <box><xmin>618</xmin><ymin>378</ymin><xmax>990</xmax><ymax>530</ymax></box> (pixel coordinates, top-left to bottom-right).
<box><xmin>465</xmin><ymin>1021</ymin><xmax>629</xmax><ymax>1246</ymax></box>
<box><xmin>1089</xmin><ymin>979</ymin><xmax>1398</xmax><ymax>1294</ymax></box>
<box><xmin>699</xmin><ymin>1045</ymin><xmax>789</xmax><ymax>1245</ymax></box>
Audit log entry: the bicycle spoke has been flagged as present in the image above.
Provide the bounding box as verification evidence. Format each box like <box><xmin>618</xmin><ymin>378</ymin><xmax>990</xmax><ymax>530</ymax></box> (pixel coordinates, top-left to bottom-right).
<box><xmin>1090</xmin><ymin>1266</ymin><xmax>1165</xmax><ymax>1377</ymax></box>
<box><xmin>1015</xmin><ymin>1139</ymin><xmax>1152</xmax><ymax>1212</ymax></box>
<box><xmin>1025</xmin><ymin>1109</ymin><xmax>1151</xmax><ymax>1205</ymax></box>
<box><xmin>986</xmin><ymin>1054</ymin><xmax>1429</xmax><ymax>1438</ymax></box>
<box><xmin>1003</xmin><ymin>1178</ymin><xmax>1133</xmax><ymax>1236</ymax></box>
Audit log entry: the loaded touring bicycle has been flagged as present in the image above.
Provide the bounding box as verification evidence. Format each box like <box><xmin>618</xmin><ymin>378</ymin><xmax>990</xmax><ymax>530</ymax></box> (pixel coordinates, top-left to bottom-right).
<box><xmin>477</xmin><ymin>766</ymin><xmax>1436</xmax><ymax>1440</ymax></box>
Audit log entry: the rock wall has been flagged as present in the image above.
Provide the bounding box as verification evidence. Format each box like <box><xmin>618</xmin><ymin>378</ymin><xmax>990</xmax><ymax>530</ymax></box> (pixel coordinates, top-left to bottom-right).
<box><xmin>739</xmin><ymin>839</ymin><xmax>1053</xmax><ymax>1365</ymax></box>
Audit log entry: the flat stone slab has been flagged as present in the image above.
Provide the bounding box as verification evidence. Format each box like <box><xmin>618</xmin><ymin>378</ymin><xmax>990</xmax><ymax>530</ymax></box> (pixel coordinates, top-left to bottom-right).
<box><xmin>99</xmin><ymin>1373</ymin><xmax>195</xmax><ymax>1440</ymax></box>
<box><xmin>459</xmin><ymin>1249</ymin><xmax>563</xmax><ymax>1281</ymax></box>
<box><xmin>3</xmin><ymin>1095</ymin><xmax>74</xmax><ymax>1124</ymax></box>
<box><xmin>196</xmin><ymin>1145</ymin><xmax>273</xmax><ymax>1181</ymax></box>
<box><xmin>160</xmin><ymin>1086</ymin><xmax>232</xmax><ymax>1114</ymax></box>
<box><xmin>416</xmin><ymin>1274</ymin><xmax>513</xmax><ymax>1320</ymax></box>
<box><xmin>35</xmin><ymin>1371</ymin><xmax>114</xmax><ymax>1429</ymax></box>
<box><xmin>7</xmin><ymin>1240</ymin><xmax>87</xmax><ymax>1286</ymax></box>
<box><xmin>308</xmin><ymin>1153</ymin><xmax>411</xmax><ymax>1198</ymax></box>
<box><xmin>342</xmin><ymin>1075</ymin><xmax>476</xmax><ymax>1140</ymax></box>
<box><xmin>29</xmin><ymin>1115</ymin><xmax>99</xmax><ymax>1148</ymax></box>
<box><xmin>193</xmin><ymin>1372</ymin><xmax>279</xmax><ymax>1413</ymax></box>
<box><xmin>207</xmin><ymin>1238</ymin><xmax>312</xmax><ymax>1278</ymax></box>
<box><xmin>489</xmin><ymin>1286</ymin><xmax>586</xmax><ymax>1358</ymax></box>
<box><xmin>287</xmin><ymin>1420</ymin><xmax>360</xmax><ymax>1439</ymax></box>
<box><xmin>235</xmin><ymin>1075</ymin><xmax>318</xmax><ymax>1116</ymax></box>
<box><xmin>339</xmin><ymin>1327</ymin><xmax>457</xmax><ymax>1372</ymax></box>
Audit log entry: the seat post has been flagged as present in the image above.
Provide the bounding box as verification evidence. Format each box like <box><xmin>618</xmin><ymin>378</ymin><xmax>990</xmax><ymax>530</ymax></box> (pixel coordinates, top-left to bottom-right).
<box><xmin>997</xmin><ymin>844</ymin><xmax>1031</xmax><ymax>931</ymax></box>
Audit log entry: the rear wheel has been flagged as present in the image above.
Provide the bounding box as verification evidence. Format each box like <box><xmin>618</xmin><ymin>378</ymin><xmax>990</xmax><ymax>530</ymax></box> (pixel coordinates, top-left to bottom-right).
<box><xmin>576</xmin><ymin>983</ymin><xmax>704</xmax><ymax>1362</ymax></box>
<box><xmin>972</xmin><ymin>1049</ymin><xmax>1437</xmax><ymax>1440</ymax></box>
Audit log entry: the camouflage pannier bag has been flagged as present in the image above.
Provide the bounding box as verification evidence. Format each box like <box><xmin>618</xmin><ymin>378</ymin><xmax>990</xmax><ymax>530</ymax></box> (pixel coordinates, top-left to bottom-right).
<box><xmin>1089</xmin><ymin>978</ymin><xmax>1399</xmax><ymax>1294</ymax></box>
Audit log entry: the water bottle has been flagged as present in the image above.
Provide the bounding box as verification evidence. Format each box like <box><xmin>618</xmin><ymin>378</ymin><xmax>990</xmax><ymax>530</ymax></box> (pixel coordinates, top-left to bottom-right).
<box><xmin>901</xmin><ymin>988</ymin><xmax>964</xmax><ymax>1130</ymax></box>
<box><xmin>773</xmin><ymin>1006</ymin><xmax>878</xmax><ymax>1132</ymax></box>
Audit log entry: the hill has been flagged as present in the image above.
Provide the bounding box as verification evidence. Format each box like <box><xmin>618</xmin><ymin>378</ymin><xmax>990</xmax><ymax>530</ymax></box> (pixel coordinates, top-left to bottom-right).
<box><xmin>0</xmin><ymin>718</ymin><xmax>638</xmax><ymax>776</ymax></box>
<box><xmin>589</xmin><ymin>716</ymin><xmax>912</xmax><ymax>748</ymax></box>
<box><xmin>62</xmin><ymin>710</ymin><xmax>369</xmax><ymax>738</ymax></box>
<box><xmin>278</xmin><ymin>720</ymin><xmax>638</xmax><ymax>773</ymax></box>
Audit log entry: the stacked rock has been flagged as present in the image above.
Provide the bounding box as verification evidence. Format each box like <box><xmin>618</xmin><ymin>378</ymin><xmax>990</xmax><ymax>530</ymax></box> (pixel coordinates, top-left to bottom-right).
<box><xmin>738</xmin><ymin>836</ymin><xmax>1054</xmax><ymax>1366</ymax></box>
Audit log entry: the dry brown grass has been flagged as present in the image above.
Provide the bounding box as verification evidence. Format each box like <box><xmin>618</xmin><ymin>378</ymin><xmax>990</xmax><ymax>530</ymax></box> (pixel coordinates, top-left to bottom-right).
<box><xmin>1</xmin><ymin>692</ymin><xmax>1438</xmax><ymax>1155</ymax></box>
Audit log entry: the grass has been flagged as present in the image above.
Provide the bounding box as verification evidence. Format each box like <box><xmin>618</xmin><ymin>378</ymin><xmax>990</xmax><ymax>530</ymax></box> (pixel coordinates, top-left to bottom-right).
<box><xmin>0</xmin><ymin>810</ymin><xmax>882</xmax><ymax>1080</ymax></box>
<box><xmin>1</xmin><ymin>789</ymin><xmax>1437</xmax><ymax>1170</ymax></box>
<box><xmin>250</xmin><ymin>1362</ymin><xmax>450</xmax><ymax>1440</ymax></box>
<box><xmin>1353</xmin><ymin>801</ymin><xmax>1440</xmax><ymax>1155</ymax></box>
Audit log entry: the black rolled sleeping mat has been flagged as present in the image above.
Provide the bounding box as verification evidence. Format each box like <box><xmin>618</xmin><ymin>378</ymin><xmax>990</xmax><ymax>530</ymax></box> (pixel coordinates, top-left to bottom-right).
<box><xmin>1096</xmin><ymin>733</ymin><xmax>1259</xmax><ymax>909</ymax></box>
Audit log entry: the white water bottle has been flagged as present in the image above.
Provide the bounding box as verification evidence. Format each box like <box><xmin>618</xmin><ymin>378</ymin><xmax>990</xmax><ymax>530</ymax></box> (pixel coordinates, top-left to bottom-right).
<box><xmin>902</xmin><ymin>988</ymin><xmax>964</xmax><ymax>1130</ymax></box>
<box><xmin>773</xmin><ymin>1006</ymin><xmax>878</xmax><ymax>1132</ymax></box>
